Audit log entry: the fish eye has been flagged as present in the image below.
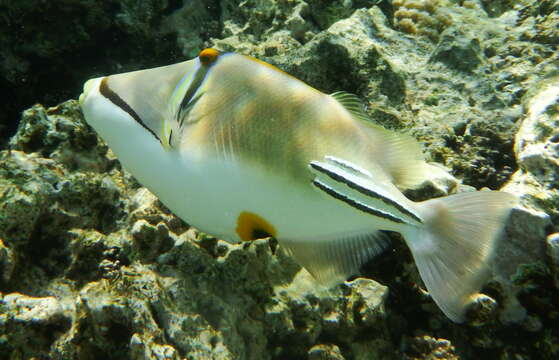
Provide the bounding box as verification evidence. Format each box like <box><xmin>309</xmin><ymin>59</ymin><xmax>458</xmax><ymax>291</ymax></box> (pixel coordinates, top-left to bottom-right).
<box><xmin>199</xmin><ymin>48</ymin><xmax>220</xmax><ymax>66</ymax></box>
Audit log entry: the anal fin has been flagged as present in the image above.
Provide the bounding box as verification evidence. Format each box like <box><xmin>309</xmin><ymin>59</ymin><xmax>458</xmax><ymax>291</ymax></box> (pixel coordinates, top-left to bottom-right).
<box><xmin>279</xmin><ymin>231</ymin><xmax>389</xmax><ymax>287</ymax></box>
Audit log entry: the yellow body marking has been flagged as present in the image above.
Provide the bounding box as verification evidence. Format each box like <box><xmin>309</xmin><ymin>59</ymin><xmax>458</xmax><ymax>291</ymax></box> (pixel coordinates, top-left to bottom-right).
<box><xmin>236</xmin><ymin>211</ymin><xmax>277</xmax><ymax>241</ymax></box>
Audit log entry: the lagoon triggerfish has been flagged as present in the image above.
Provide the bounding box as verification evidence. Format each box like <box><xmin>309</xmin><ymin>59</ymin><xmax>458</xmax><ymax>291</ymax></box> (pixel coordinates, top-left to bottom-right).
<box><xmin>79</xmin><ymin>48</ymin><xmax>517</xmax><ymax>322</ymax></box>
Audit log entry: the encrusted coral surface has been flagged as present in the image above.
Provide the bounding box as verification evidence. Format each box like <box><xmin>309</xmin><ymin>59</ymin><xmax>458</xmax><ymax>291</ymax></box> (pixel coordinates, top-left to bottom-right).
<box><xmin>1</xmin><ymin>0</ymin><xmax>558</xmax><ymax>359</ymax></box>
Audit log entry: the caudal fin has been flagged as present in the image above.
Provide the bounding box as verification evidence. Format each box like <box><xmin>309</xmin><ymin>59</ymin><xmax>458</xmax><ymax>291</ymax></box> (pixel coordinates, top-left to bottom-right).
<box><xmin>408</xmin><ymin>191</ymin><xmax>518</xmax><ymax>322</ymax></box>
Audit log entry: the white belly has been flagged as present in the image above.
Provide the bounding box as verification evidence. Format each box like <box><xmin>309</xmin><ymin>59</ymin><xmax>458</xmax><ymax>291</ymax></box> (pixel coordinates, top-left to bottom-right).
<box><xmin>145</xmin><ymin>147</ymin><xmax>380</xmax><ymax>242</ymax></box>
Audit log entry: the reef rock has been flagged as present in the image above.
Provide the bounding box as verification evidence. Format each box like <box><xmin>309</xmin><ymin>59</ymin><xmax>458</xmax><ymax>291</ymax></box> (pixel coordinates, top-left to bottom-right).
<box><xmin>1</xmin><ymin>102</ymin><xmax>392</xmax><ymax>359</ymax></box>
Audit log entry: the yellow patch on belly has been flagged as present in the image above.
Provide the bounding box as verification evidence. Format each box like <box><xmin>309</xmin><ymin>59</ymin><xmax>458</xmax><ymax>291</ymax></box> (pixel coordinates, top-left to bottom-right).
<box><xmin>236</xmin><ymin>211</ymin><xmax>277</xmax><ymax>241</ymax></box>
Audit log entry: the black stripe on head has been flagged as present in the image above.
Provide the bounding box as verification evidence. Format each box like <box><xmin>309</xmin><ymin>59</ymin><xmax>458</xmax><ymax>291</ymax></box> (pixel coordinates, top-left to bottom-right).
<box><xmin>99</xmin><ymin>77</ymin><xmax>160</xmax><ymax>142</ymax></box>
<box><xmin>310</xmin><ymin>162</ymin><xmax>422</xmax><ymax>223</ymax></box>
<box><xmin>176</xmin><ymin>50</ymin><xmax>222</xmax><ymax>124</ymax></box>
<box><xmin>312</xmin><ymin>179</ymin><xmax>406</xmax><ymax>224</ymax></box>
<box><xmin>177</xmin><ymin>68</ymin><xmax>208</xmax><ymax>123</ymax></box>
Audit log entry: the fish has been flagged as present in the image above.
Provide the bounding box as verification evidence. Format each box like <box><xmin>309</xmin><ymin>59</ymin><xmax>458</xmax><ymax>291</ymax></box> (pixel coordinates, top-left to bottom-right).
<box><xmin>79</xmin><ymin>48</ymin><xmax>517</xmax><ymax>322</ymax></box>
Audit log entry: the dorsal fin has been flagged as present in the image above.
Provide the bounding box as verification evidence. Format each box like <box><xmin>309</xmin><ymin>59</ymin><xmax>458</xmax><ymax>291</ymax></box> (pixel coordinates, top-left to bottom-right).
<box><xmin>330</xmin><ymin>91</ymin><xmax>371</xmax><ymax>122</ymax></box>
<box><xmin>330</xmin><ymin>91</ymin><xmax>427</xmax><ymax>189</ymax></box>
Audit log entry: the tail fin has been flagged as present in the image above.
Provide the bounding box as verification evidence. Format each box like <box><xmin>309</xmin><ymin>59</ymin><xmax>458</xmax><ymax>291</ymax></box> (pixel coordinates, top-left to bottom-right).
<box><xmin>407</xmin><ymin>191</ymin><xmax>518</xmax><ymax>322</ymax></box>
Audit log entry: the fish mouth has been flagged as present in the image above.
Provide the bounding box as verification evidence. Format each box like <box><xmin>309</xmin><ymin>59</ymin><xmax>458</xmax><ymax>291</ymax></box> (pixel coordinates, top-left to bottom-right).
<box><xmin>79</xmin><ymin>78</ymin><xmax>98</xmax><ymax>105</ymax></box>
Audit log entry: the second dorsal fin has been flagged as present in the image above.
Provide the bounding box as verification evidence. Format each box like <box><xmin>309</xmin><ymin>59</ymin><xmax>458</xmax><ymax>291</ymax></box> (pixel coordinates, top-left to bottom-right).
<box><xmin>330</xmin><ymin>91</ymin><xmax>371</xmax><ymax>122</ymax></box>
<box><xmin>330</xmin><ymin>91</ymin><xmax>428</xmax><ymax>189</ymax></box>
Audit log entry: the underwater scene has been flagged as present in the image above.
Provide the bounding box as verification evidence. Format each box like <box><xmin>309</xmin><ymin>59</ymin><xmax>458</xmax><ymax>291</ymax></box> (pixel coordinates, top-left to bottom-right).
<box><xmin>1</xmin><ymin>0</ymin><xmax>558</xmax><ymax>359</ymax></box>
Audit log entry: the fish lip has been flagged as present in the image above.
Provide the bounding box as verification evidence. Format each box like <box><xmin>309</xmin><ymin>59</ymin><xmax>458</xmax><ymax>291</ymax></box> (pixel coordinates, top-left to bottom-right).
<box><xmin>79</xmin><ymin>78</ymin><xmax>99</xmax><ymax>105</ymax></box>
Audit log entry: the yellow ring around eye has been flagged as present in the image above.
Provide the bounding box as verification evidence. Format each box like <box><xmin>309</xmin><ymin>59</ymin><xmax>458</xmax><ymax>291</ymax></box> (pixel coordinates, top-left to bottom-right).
<box><xmin>199</xmin><ymin>48</ymin><xmax>220</xmax><ymax>66</ymax></box>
